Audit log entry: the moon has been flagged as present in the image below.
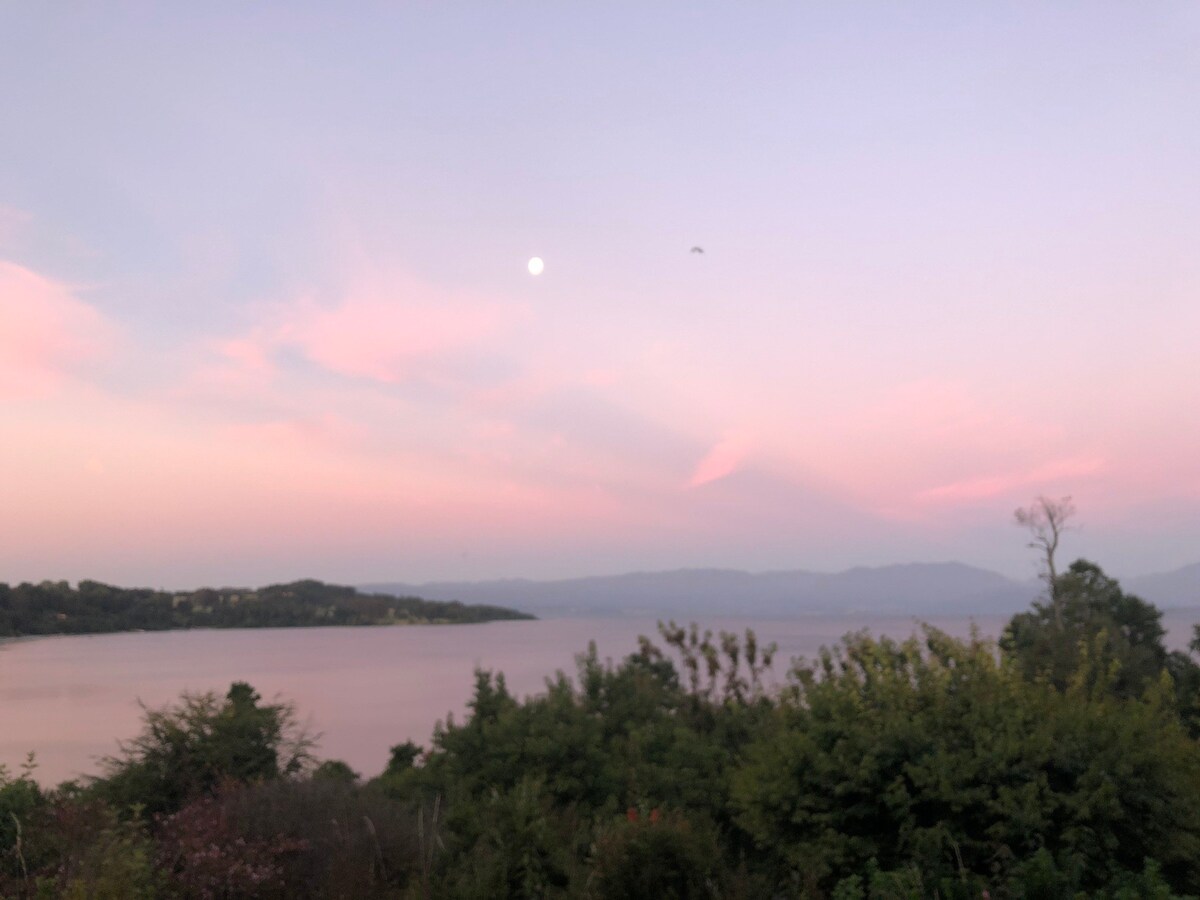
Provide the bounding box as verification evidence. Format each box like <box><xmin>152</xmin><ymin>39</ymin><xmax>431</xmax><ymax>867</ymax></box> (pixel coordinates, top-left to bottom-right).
<box><xmin>527</xmin><ymin>256</ymin><xmax>544</xmax><ymax>276</ymax></box>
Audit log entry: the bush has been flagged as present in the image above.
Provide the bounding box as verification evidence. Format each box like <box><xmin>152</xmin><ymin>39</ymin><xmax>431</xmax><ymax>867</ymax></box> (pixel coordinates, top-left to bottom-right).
<box><xmin>732</xmin><ymin>629</ymin><xmax>1200</xmax><ymax>894</ymax></box>
<box><xmin>589</xmin><ymin>809</ymin><xmax>723</xmax><ymax>900</ymax></box>
<box><xmin>222</xmin><ymin>778</ymin><xmax>423</xmax><ymax>898</ymax></box>
<box><xmin>97</xmin><ymin>681</ymin><xmax>314</xmax><ymax>817</ymax></box>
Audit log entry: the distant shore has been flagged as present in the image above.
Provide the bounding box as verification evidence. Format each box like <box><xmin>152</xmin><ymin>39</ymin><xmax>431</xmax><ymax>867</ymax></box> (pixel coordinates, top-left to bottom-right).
<box><xmin>0</xmin><ymin>578</ymin><xmax>534</xmax><ymax>641</ymax></box>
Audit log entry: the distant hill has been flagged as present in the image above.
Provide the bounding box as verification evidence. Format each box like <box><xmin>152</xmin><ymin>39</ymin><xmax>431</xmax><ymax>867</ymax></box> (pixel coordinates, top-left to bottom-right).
<box><xmin>1126</xmin><ymin>563</ymin><xmax>1200</xmax><ymax>609</ymax></box>
<box><xmin>363</xmin><ymin>563</ymin><xmax>1042</xmax><ymax>618</ymax></box>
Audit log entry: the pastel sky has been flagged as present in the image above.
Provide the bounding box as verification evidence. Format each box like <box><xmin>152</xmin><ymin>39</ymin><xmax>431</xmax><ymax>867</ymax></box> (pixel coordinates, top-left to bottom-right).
<box><xmin>2</xmin><ymin>4</ymin><xmax>1198</xmax><ymax>588</ymax></box>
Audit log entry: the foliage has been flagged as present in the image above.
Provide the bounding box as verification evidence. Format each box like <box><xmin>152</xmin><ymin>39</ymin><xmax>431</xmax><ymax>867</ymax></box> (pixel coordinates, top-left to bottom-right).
<box><xmin>588</xmin><ymin>809</ymin><xmax>724</xmax><ymax>900</ymax></box>
<box><xmin>433</xmin><ymin>777</ymin><xmax>582</xmax><ymax>898</ymax></box>
<box><xmin>421</xmin><ymin>627</ymin><xmax>774</xmax><ymax>826</ymax></box>
<box><xmin>55</xmin><ymin>806</ymin><xmax>160</xmax><ymax>900</ymax></box>
<box><xmin>97</xmin><ymin>681</ymin><xmax>315</xmax><ymax>818</ymax></box>
<box><xmin>221</xmin><ymin>777</ymin><xmax>422</xmax><ymax>898</ymax></box>
<box><xmin>311</xmin><ymin>759</ymin><xmax>360</xmax><ymax>784</ymax></box>
<box><xmin>154</xmin><ymin>794</ymin><xmax>302</xmax><ymax>899</ymax></box>
<box><xmin>2</xmin><ymin>791</ymin><xmax>162</xmax><ymax>900</ymax></box>
<box><xmin>732</xmin><ymin>627</ymin><xmax>1200</xmax><ymax>895</ymax></box>
<box><xmin>1002</xmin><ymin>560</ymin><xmax>1171</xmax><ymax>695</ymax></box>
<box><xmin>1002</xmin><ymin>559</ymin><xmax>1200</xmax><ymax>732</ymax></box>
<box><xmin>0</xmin><ymin>756</ymin><xmax>43</xmax><ymax>894</ymax></box>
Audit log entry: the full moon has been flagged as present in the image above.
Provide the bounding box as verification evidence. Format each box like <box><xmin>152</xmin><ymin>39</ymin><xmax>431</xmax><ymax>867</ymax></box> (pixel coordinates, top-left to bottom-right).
<box><xmin>527</xmin><ymin>257</ymin><xmax>544</xmax><ymax>276</ymax></box>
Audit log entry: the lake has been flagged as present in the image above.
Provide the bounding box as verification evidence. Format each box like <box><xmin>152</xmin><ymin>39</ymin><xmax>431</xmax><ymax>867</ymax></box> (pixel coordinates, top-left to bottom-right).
<box><xmin>3</xmin><ymin>611</ymin><xmax>1197</xmax><ymax>785</ymax></box>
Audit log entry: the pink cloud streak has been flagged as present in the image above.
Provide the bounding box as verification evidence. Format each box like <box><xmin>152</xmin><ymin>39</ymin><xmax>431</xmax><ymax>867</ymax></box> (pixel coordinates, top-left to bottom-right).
<box><xmin>916</xmin><ymin>455</ymin><xmax>1107</xmax><ymax>505</ymax></box>
<box><xmin>689</xmin><ymin>434</ymin><xmax>753</xmax><ymax>488</ymax></box>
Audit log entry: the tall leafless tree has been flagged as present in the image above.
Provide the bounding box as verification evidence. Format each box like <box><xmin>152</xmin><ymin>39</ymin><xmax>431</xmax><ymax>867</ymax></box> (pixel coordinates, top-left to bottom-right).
<box><xmin>1014</xmin><ymin>495</ymin><xmax>1075</xmax><ymax>621</ymax></box>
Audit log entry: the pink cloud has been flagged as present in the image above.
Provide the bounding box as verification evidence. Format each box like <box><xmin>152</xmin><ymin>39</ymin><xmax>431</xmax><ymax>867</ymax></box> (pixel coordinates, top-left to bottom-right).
<box><xmin>181</xmin><ymin>332</ymin><xmax>281</xmax><ymax>400</ymax></box>
<box><xmin>0</xmin><ymin>261</ymin><xmax>114</xmax><ymax>399</ymax></box>
<box><xmin>195</xmin><ymin>275</ymin><xmax>527</xmax><ymax>400</ymax></box>
<box><xmin>688</xmin><ymin>434</ymin><xmax>753</xmax><ymax>488</ymax></box>
<box><xmin>275</xmin><ymin>285</ymin><xmax>519</xmax><ymax>384</ymax></box>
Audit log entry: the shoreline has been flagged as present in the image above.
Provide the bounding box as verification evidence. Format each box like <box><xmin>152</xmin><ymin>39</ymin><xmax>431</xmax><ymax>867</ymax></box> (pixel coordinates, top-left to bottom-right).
<box><xmin>0</xmin><ymin>616</ymin><xmax>538</xmax><ymax>648</ymax></box>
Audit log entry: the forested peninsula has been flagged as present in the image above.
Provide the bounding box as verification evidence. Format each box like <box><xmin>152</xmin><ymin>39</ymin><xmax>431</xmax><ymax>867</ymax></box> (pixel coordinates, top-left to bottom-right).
<box><xmin>0</xmin><ymin>578</ymin><xmax>533</xmax><ymax>637</ymax></box>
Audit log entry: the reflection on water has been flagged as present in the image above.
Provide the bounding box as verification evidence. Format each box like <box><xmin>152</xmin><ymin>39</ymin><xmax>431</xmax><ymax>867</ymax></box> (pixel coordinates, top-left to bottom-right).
<box><xmin>2</xmin><ymin>611</ymin><xmax>1195</xmax><ymax>784</ymax></box>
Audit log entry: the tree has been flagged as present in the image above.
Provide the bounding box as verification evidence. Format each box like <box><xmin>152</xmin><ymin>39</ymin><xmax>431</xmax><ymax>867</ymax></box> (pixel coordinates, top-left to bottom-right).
<box><xmin>731</xmin><ymin>628</ymin><xmax>1200</xmax><ymax>895</ymax></box>
<box><xmin>1015</xmin><ymin>495</ymin><xmax>1075</xmax><ymax>619</ymax></box>
<box><xmin>312</xmin><ymin>759</ymin><xmax>360</xmax><ymax>784</ymax></box>
<box><xmin>1001</xmin><ymin>559</ymin><xmax>1170</xmax><ymax>698</ymax></box>
<box><xmin>97</xmin><ymin>682</ymin><xmax>314</xmax><ymax>817</ymax></box>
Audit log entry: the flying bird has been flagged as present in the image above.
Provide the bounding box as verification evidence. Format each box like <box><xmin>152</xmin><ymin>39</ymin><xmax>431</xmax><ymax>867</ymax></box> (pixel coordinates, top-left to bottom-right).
<box><xmin>690</xmin><ymin>246</ymin><xmax>704</xmax><ymax>254</ymax></box>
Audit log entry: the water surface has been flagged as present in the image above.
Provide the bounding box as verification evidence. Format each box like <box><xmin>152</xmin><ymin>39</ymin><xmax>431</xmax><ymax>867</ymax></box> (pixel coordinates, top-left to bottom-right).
<box><xmin>3</xmin><ymin>611</ymin><xmax>1195</xmax><ymax>784</ymax></box>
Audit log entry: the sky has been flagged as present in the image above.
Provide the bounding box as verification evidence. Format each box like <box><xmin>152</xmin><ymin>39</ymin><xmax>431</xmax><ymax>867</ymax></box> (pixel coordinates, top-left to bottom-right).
<box><xmin>1</xmin><ymin>3</ymin><xmax>1198</xmax><ymax>588</ymax></box>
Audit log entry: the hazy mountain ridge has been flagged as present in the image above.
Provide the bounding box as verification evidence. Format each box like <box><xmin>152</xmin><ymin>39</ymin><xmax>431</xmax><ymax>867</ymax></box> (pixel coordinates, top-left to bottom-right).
<box><xmin>364</xmin><ymin>561</ymin><xmax>1200</xmax><ymax>618</ymax></box>
<box><xmin>1125</xmin><ymin>562</ymin><xmax>1200</xmax><ymax>609</ymax></box>
<box><xmin>364</xmin><ymin>562</ymin><xmax>1038</xmax><ymax>618</ymax></box>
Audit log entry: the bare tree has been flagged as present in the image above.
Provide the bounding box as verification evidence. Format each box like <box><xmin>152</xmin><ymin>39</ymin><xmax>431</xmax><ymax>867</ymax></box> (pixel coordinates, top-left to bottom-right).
<box><xmin>1014</xmin><ymin>495</ymin><xmax>1075</xmax><ymax>618</ymax></box>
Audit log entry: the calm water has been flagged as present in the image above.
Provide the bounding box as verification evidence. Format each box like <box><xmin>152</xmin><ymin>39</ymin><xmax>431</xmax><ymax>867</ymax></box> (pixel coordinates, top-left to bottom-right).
<box><xmin>3</xmin><ymin>611</ymin><xmax>1197</xmax><ymax>785</ymax></box>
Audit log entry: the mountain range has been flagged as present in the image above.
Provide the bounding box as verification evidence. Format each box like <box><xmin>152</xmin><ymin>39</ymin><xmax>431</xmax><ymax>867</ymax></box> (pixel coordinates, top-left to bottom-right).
<box><xmin>1125</xmin><ymin>562</ymin><xmax>1200</xmax><ymax>609</ymax></box>
<box><xmin>363</xmin><ymin>561</ymin><xmax>1200</xmax><ymax>619</ymax></box>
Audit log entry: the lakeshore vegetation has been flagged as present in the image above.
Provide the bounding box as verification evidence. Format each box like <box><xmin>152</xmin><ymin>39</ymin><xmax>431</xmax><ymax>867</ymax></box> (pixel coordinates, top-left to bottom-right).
<box><xmin>2</xmin><ymin>557</ymin><xmax>1200</xmax><ymax>898</ymax></box>
<box><xmin>0</xmin><ymin>579</ymin><xmax>533</xmax><ymax>637</ymax></box>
